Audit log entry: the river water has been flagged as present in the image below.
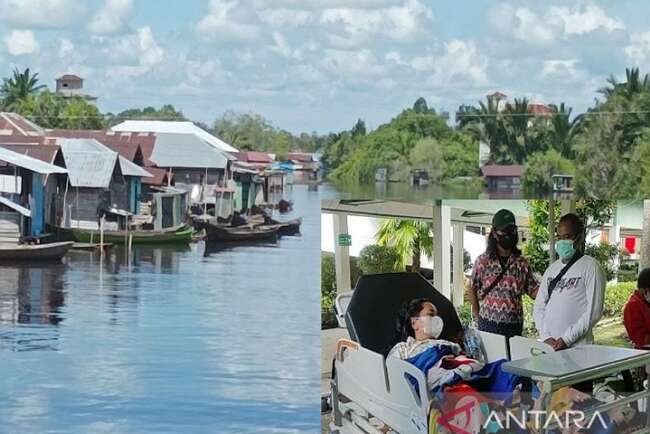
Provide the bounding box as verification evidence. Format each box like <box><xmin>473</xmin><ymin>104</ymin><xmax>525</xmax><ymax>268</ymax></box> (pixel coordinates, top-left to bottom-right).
<box><xmin>0</xmin><ymin>185</ymin><xmax>321</xmax><ymax>434</ymax></box>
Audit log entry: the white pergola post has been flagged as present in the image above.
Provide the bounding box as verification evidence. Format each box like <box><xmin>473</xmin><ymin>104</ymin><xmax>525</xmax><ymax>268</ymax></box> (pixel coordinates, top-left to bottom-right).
<box><xmin>433</xmin><ymin>202</ymin><xmax>452</xmax><ymax>300</ymax></box>
<box><xmin>609</xmin><ymin>205</ymin><xmax>620</xmax><ymax>281</ymax></box>
<box><xmin>452</xmin><ymin>223</ymin><xmax>465</xmax><ymax>307</ymax></box>
<box><xmin>333</xmin><ymin>212</ymin><xmax>352</xmax><ymax>295</ymax></box>
<box><xmin>548</xmin><ymin>196</ymin><xmax>557</xmax><ymax>263</ymax></box>
<box><xmin>642</xmin><ymin>201</ymin><xmax>650</xmax><ymax>270</ymax></box>
<box><xmin>560</xmin><ymin>199</ymin><xmax>576</xmax><ymax>216</ymax></box>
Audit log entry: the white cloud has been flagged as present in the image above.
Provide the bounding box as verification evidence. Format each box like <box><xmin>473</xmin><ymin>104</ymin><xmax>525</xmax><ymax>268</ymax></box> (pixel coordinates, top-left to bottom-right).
<box><xmin>88</xmin><ymin>0</ymin><xmax>133</xmax><ymax>35</ymax></box>
<box><xmin>258</xmin><ymin>9</ymin><xmax>314</xmax><ymax>27</ymax></box>
<box><xmin>102</xmin><ymin>26</ymin><xmax>164</xmax><ymax>80</ymax></box>
<box><xmin>270</xmin><ymin>32</ymin><xmax>297</xmax><ymax>60</ymax></box>
<box><xmin>58</xmin><ymin>38</ymin><xmax>74</xmax><ymax>58</ymax></box>
<box><xmin>388</xmin><ymin>40</ymin><xmax>488</xmax><ymax>86</ymax></box>
<box><xmin>0</xmin><ymin>0</ymin><xmax>82</xmax><ymax>28</ymax></box>
<box><xmin>430</xmin><ymin>40</ymin><xmax>489</xmax><ymax>86</ymax></box>
<box><xmin>138</xmin><ymin>26</ymin><xmax>164</xmax><ymax>68</ymax></box>
<box><xmin>322</xmin><ymin>48</ymin><xmax>386</xmax><ymax>79</ymax></box>
<box><xmin>4</xmin><ymin>30</ymin><xmax>39</xmax><ymax>56</ymax></box>
<box><xmin>196</xmin><ymin>0</ymin><xmax>262</xmax><ymax>43</ymax></box>
<box><xmin>625</xmin><ymin>31</ymin><xmax>650</xmax><ymax>69</ymax></box>
<box><xmin>512</xmin><ymin>7</ymin><xmax>556</xmax><ymax>45</ymax></box>
<box><xmin>321</xmin><ymin>0</ymin><xmax>433</xmax><ymax>44</ymax></box>
<box><xmin>255</xmin><ymin>0</ymin><xmax>403</xmax><ymax>9</ymax></box>
<box><xmin>488</xmin><ymin>3</ymin><xmax>624</xmax><ymax>46</ymax></box>
<box><xmin>548</xmin><ymin>5</ymin><xmax>624</xmax><ymax>36</ymax></box>
<box><xmin>541</xmin><ymin>59</ymin><xmax>580</xmax><ymax>78</ymax></box>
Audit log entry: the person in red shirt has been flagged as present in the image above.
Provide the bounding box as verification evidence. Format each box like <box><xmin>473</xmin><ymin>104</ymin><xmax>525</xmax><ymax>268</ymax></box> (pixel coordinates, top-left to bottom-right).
<box><xmin>623</xmin><ymin>268</ymin><xmax>650</xmax><ymax>349</ymax></box>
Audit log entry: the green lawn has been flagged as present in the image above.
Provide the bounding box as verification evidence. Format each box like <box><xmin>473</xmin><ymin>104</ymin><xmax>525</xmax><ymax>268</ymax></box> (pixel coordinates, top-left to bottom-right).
<box><xmin>594</xmin><ymin>320</ymin><xmax>630</xmax><ymax>348</ymax></box>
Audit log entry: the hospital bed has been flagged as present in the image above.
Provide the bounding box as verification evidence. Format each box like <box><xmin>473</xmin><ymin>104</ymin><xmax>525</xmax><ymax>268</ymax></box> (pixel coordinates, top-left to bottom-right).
<box><xmin>328</xmin><ymin>272</ymin><xmax>650</xmax><ymax>434</ymax></box>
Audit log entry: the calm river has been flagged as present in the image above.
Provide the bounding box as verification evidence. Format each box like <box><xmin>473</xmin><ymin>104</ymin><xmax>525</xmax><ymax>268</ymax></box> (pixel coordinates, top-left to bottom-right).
<box><xmin>0</xmin><ymin>185</ymin><xmax>320</xmax><ymax>433</ymax></box>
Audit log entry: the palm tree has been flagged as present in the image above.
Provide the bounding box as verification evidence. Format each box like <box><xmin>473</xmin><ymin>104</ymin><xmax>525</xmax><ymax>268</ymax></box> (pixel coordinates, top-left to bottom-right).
<box><xmin>376</xmin><ymin>219</ymin><xmax>433</xmax><ymax>272</ymax></box>
<box><xmin>463</xmin><ymin>95</ymin><xmax>503</xmax><ymax>163</ymax></box>
<box><xmin>0</xmin><ymin>68</ymin><xmax>46</xmax><ymax>110</ymax></box>
<box><xmin>598</xmin><ymin>67</ymin><xmax>650</xmax><ymax>100</ymax></box>
<box><xmin>502</xmin><ymin>97</ymin><xmax>531</xmax><ymax>163</ymax></box>
<box><xmin>548</xmin><ymin>103</ymin><xmax>583</xmax><ymax>159</ymax></box>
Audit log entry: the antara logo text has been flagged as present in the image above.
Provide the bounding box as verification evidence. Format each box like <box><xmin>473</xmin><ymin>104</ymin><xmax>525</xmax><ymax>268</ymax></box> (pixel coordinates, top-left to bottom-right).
<box><xmin>437</xmin><ymin>398</ymin><xmax>608</xmax><ymax>434</ymax></box>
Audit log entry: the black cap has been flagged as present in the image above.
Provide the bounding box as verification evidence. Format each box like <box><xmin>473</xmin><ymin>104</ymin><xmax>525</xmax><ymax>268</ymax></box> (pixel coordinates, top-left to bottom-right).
<box><xmin>638</xmin><ymin>268</ymin><xmax>650</xmax><ymax>290</ymax></box>
<box><xmin>492</xmin><ymin>209</ymin><xmax>516</xmax><ymax>230</ymax></box>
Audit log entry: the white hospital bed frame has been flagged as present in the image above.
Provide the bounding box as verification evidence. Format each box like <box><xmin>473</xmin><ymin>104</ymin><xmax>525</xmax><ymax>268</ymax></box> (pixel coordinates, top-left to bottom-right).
<box><xmin>329</xmin><ymin>294</ymin><xmax>650</xmax><ymax>434</ymax></box>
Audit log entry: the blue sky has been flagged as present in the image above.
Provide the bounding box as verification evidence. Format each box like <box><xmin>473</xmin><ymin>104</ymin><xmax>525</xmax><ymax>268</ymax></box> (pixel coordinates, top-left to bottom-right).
<box><xmin>1</xmin><ymin>0</ymin><xmax>649</xmax><ymax>134</ymax></box>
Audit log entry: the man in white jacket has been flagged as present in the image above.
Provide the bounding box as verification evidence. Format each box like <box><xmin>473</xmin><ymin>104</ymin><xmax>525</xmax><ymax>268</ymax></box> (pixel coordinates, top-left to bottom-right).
<box><xmin>533</xmin><ymin>213</ymin><xmax>605</xmax><ymax>351</ymax></box>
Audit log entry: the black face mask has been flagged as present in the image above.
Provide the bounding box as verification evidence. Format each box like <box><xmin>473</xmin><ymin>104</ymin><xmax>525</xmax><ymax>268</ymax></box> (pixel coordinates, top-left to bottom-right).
<box><xmin>496</xmin><ymin>232</ymin><xmax>517</xmax><ymax>250</ymax></box>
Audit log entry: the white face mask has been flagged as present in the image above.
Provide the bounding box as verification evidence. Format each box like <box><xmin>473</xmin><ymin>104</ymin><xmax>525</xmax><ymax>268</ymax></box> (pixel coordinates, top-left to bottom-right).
<box><xmin>417</xmin><ymin>315</ymin><xmax>444</xmax><ymax>339</ymax></box>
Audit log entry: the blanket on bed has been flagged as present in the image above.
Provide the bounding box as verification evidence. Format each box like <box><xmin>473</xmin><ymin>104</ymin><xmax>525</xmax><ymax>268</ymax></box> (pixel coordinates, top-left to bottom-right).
<box><xmin>406</xmin><ymin>345</ymin><xmax>522</xmax><ymax>402</ymax></box>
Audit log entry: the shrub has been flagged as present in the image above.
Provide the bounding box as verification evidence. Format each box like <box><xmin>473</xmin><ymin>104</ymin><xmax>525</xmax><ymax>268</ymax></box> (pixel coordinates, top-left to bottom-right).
<box><xmin>603</xmin><ymin>281</ymin><xmax>635</xmax><ymax>317</ymax></box>
<box><xmin>456</xmin><ymin>281</ymin><xmax>632</xmax><ymax>338</ymax></box>
<box><xmin>357</xmin><ymin>244</ymin><xmax>402</xmax><ymax>275</ymax></box>
<box><xmin>321</xmin><ymin>252</ymin><xmax>363</xmax><ymax>329</ymax></box>
<box><xmin>321</xmin><ymin>254</ymin><xmax>338</xmax><ymax>329</ymax></box>
<box><xmin>618</xmin><ymin>260</ymin><xmax>639</xmax><ymax>283</ymax></box>
<box><xmin>585</xmin><ymin>243</ymin><xmax>619</xmax><ymax>281</ymax></box>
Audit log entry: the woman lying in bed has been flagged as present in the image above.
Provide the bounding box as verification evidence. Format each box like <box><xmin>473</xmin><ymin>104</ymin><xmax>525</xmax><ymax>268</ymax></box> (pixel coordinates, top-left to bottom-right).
<box><xmin>387</xmin><ymin>297</ymin><xmax>526</xmax><ymax>402</ymax></box>
<box><xmin>388</xmin><ymin>298</ymin><xmax>646</xmax><ymax>434</ymax></box>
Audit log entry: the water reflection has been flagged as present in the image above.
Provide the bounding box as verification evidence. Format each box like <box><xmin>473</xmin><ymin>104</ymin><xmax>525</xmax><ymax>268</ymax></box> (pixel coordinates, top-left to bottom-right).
<box><xmin>332</xmin><ymin>180</ymin><xmax>540</xmax><ymax>201</ymax></box>
<box><xmin>0</xmin><ymin>263</ymin><xmax>66</xmax><ymax>352</ymax></box>
<box><xmin>0</xmin><ymin>185</ymin><xmax>320</xmax><ymax>433</ymax></box>
<box><xmin>0</xmin><ymin>263</ymin><xmax>66</xmax><ymax>327</ymax></box>
<box><xmin>204</xmin><ymin>239</ymin><xmax>280</xmax><ymax>256</ymax></box>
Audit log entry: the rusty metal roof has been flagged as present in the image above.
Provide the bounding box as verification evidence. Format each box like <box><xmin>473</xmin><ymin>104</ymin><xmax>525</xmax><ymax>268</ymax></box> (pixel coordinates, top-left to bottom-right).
<box><xmin>480</xmin><ymin>165</ymin><xmax>525</xmax><ymax>178</ymax></box>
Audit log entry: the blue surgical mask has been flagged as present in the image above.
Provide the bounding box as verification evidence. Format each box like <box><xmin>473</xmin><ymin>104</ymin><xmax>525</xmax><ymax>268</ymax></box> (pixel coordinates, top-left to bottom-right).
<box><xmin>555</xmin><ymin>239</ymin><xmax>575</xmax><ymax>260</ymax></box>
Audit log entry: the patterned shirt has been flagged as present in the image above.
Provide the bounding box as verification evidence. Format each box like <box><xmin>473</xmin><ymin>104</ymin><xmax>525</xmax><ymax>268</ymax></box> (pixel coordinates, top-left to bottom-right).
<box><xmin>471</xmin><ymin>253</ymin><xmax>538</xmax><ymax>326</ymax></box>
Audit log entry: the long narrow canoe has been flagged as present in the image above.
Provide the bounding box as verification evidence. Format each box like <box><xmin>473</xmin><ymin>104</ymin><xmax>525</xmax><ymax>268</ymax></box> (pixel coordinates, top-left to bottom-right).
<box><xmin>204</xmin><ymin>223</ymin><xmax>279</xmax><ymax>243</ymax></box>
<box><xmin>0</xmin><ymin>241</ymin><xmax>74</xmax><ymax>261</ymax></box>
<box><xmin>55</xmin><ymin>225</ymin><xmax>194</xmax><ymax>245</ymax></box>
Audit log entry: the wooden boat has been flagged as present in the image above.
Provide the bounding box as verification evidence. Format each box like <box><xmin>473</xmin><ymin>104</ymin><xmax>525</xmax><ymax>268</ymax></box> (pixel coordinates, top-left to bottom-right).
<box><xmin>0</xmin><ymin>241</ymin><xmax>74</xmax><ymax>261</ymax></box>
<box><xmin>204</xmin><ymin>223</ymin><xmax>279</xmax><ymax>242</ymax></box>
<box><xmin>260</xmin><ymin>217</ymin><xmax>302</xmax><ymax>235</ymax></box>
<box><xmin>54</xmin><ymin>225</ymin><xmax>194</xmax><ymax>245</ymax></box>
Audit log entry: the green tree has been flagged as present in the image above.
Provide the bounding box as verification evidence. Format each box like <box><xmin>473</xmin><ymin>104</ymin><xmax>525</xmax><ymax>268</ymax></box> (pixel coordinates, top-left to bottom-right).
<box><xmin>629</xmin><ymin>129</ymin><xmax>650</xmax><ymax>197</ymax></box>
<box><xmin>413</xmin><ymin>97</ymin><xmax>429</xmax><ymax>113</ymax></box>
<box><xmin>548</xmin><ymin>103</ymin><xmax>583</xmax><ymax>158</ymax></box>
<box><xmin>12</xmin><ymin>91</ymin><xmax>103</xmax><ymax>129</ymax></box>
<box><xmin>0</xmin><ymin>68</ymin><xmax>46</xmax><ymax>110</ymax></box>
<box><xmin>573</xmin><ymin>98</ymin><xmax>630</xmax><ymax>197</ymax></box>
<box><xmin>376</xmin><ymin>219</ymin><xmax>433</xmax><ymax>272</ymax></box>
<box><xmin>105</xmin><ymin>104</ymin><xmax>186</xmax><ymax>127</ymax></box>
<box><xmin>409</xmin><ymin>138</ymin><xmax>442</xmax><ymax>179</ymax></box>
<box><xmin>523</xmin><ymin>200</ymin><xmax>616</xmax><ymax>275</ymax></box>
<box><xmin>330</xmin><ymin>107</ymin><xmax>454</xmax><ymax>183</ymax></box>
<box><xmin>462</xmin><ymin>95</ymin><xmax>502</xmax><ymax>163</ymax></box>
<box><xmin>59</xmin><ymin>97</ymin><xmax>104</xmax><ymax>129</ymax></box>
<box><xmin>440</xmin><ymin>135</ymin><xmax>479</xmax><ymax>178</ymax></box>
<box><xmin>351</xmin><ymin>119</ymin><xmax>366</xmax><ymax>137</ymax></box>
<box><xmin>598</xmin><ymin>67</ymin><xmax>650</xmax><ymax>100</ymax></box>
<box><xmin>357</xmin><ymin>245</ymin><xmax>403</xmax><ymax>275</ymax></box>
<box><xmin>523</xmin><ymin>149</ymin><xmax>575</xmax><ymax>196</ymax></box>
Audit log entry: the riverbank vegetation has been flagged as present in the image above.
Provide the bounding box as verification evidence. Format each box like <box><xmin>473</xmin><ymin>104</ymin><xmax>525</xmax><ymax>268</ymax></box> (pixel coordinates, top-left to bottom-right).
<box><xmin>6</xmin><ymin>66</ymin><xmax>650</xmax><ymax>196</ymax></box>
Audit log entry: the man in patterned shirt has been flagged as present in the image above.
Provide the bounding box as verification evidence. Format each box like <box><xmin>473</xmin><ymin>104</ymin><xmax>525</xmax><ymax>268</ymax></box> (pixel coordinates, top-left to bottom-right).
<box><xmin>468</xmin><ymin>209</ymin><xmax>539</xmax><ymax>338</ymax></box>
